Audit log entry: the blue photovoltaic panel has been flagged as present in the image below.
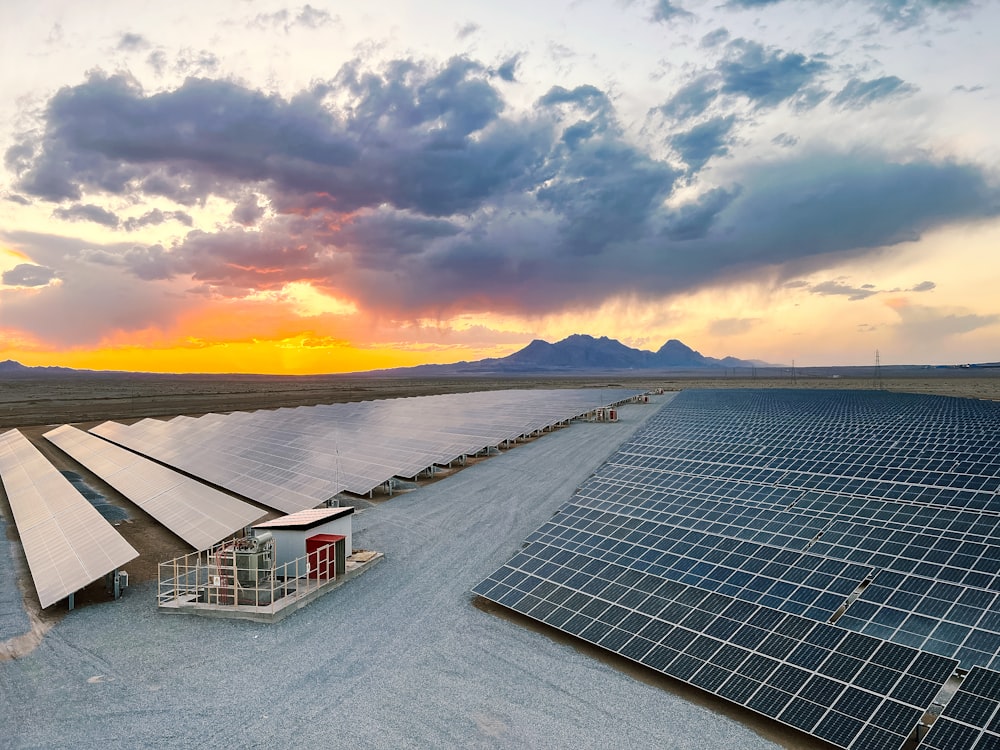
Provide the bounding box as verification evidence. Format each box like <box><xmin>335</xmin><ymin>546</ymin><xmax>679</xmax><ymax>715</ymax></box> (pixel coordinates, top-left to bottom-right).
<box><xmin>474</xmin><ymin>389</ymin><xmax>1000</xmax><ymax>748</ymax></box>
<box><xmin>918</xmin><ymin>667</ymin><xmax>1000</xmax><ymax>749</ymax></box>
<box><xmin>473</xmin><ymin>547</ymin><xmax>956</xmax><ymax>750</ymax></box>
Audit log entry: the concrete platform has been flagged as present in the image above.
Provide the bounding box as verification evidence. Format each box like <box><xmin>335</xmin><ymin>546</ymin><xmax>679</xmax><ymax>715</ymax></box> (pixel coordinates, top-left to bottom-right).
<box><xmin>158</xmin><ymin>552</ymin><xmax>384</xmax><ymax>623</ymax></box>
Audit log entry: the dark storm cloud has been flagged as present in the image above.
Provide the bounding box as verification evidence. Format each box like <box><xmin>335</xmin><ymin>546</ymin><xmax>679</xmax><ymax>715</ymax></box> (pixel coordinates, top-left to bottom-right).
<box><xmin>833</xmin><ymin>76</ymin><xmax>916</xmax><ymax>109</ymax></box>
<box><xmin>52</xmin><ymin>203</ymin><xmax>120</xmax><ymax>227</ymax></box>
<box><xmin>663</xmin><ymin>187</ymin><xmax>740</xmax><ymax>240</ymax></box>
<box><xmin>670</xmin><ymin>116</ymin><xmax>736</xmax><ymax>171</ymax></box>
<box><xmin>4</xmin><ymin>193</ymin><xmax>30</xmax><ymax>205</ymax></box>
<box><xmin>231</xmin><ymin>194</ymin><xmax>264</xmax><ymax>227</ymax></box>
<box><xmin>724</xmin><ymin>154</ymin><xmax>999</xmax><ymax>275</ymax></box>
<box><xmin>2</xmin><ymin>263</ymin><xmax>57</xmax><ymax>287</ymax></box>
<box><xmin>7</xmin><ymin>56</ymin><xmax>999</xmax><ymax>323</ymax></box>
<box><xmin>9</xmin><ymin>60</ymin><xmax>546</xmax><ymax>216</ymax></box>
<box><xmin>718</xmin><ymin>40</ymin><xmax>828</xmax><ymax>109</ymax></box>
<box><xmin>333</xmin><ymin>209</ymin><xmax>462</xmax><ymax>269</ymax></box>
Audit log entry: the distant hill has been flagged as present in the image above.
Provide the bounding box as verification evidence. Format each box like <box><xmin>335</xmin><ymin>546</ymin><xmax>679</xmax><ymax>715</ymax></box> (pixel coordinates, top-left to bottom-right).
<box><xmin>376</xmin><ymin>334</ymin><xmax>773</xmax><ymax>375</ymax></box>
<box><xmin>0</xmin><ymin>359</ymin><xmax>83</xmax><ymax>376</ymax></box>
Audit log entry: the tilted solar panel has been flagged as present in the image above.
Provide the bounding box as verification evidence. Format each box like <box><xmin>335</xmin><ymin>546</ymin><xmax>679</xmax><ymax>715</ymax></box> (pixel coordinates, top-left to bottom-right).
<box><xmin>475</xmin><ymin>388</ymin><xmax>1000</xmax><ymax>748</ymax></box>
<box><xmin>44</xmin><ymin>425</ymin><xmax>266</xmax><ymax>550</ymax></box>
<box><xmin>0</xmin><ymin>429</ymin><xmax>138</xmax><ymax>609</ymax></box>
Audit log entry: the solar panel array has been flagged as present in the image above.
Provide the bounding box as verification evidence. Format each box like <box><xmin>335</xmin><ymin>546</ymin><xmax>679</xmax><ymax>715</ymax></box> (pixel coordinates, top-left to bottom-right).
<box><xmin>476</xmin><ymin>388</ymin><xmax>1000</xmax><ymax>749</ymax></box>
<box><xmin>44</xmin><ymin>425</ymin><xmax>266</xmax><ymax>550</ymax></box>
<box><xmin>90</xmin><ymin>388</ymin><xmax>642</xmax><ymax>512</ymax></box>
<box><xmin>918</xmin><ymin>667</ymin><xmax>1000</xmax><ymax>749</ymax></box>
<box><xmin>0</xmin><ymin>429</ymin><xmax>138</xmax><ymax>609</ymax></box>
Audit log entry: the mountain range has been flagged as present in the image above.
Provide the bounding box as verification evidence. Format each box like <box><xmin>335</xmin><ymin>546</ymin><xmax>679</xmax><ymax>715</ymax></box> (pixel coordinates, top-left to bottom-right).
<box><xmin>380</xmin><ymin>334</ymin><xmax>771</xmax><ymax>375</ymax></box>
<box><xmin>0</xmin><ymin>335</ymin><xmax>767</xmax><ymax>377</ymax></box>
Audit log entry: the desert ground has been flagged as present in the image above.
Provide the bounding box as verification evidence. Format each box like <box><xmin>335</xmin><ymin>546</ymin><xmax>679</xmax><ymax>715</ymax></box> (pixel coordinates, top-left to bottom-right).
<box><xmin>1</xmin><ymin>372</ymin><xmax>998</xmax><ymax>747</ymax></box>
<box><xmin>3</xmin><ymin>369</ymin><xmax>999</xmax><ymax>429</ymax></box>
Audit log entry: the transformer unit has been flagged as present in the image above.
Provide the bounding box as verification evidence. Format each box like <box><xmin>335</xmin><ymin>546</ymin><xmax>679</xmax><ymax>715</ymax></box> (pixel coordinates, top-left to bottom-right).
<box><xmin>216</xmin><ymin>532</ymin><xmax>274</xmax><ymax>586</ymax></box>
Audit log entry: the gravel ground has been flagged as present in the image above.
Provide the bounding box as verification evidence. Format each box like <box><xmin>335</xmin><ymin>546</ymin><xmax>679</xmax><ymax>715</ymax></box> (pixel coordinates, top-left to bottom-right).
<box><xmin>0</xmin><ymin>515</ymin><xmax>29</xmax><ymax>642</ymax></box>
<box><xmin>0</xmin><ymin>396</ymin><xmax>783</xmax><ymax>750</ymax></box>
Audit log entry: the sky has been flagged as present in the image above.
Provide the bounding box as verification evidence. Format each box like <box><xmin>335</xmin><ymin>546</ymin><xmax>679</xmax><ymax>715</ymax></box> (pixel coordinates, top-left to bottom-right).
<box><xmin>1</xmin><ymin>0</ymin><xmax>998</xmax><ymax>374</ymax></box>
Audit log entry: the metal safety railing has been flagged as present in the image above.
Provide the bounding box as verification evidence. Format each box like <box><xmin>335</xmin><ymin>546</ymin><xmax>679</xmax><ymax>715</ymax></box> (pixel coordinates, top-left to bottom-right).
<box><xmin>157</xmin><ymin>539</ymin><xmax>336</xmax><ymax>614</ymax></box>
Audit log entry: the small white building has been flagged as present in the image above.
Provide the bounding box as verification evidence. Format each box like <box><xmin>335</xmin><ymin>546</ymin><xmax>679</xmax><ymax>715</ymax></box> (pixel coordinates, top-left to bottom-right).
<box><xmin>252</xmin><ymin>507</ymin><xmax>355</xmax><ymax>572</ymax></box>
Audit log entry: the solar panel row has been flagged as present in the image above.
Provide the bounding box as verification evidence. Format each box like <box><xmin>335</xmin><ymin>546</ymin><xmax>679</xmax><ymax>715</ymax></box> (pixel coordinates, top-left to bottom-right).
<box><xmin>43</xmin><ymin>425</ymin><xmax>266</xmax><ymax>550</ymax></box>
<box><xmin>91</xmin><ymin>388</ymin><xmax>643</xmax><ymax>511</ymax></box>
<box><xmin>476</xmin><ymin>388</ymin><xmax>1000</xmax><ymax>748</ymax></box>
<box><xmin>0</xmin><ymin>429</ymin><xmax>138</xmax><ymax>609</ymax></box>
<box><xmin>474</xmin><ymin>545</ymin><xmax>955</xmax><ymax>750</ymax></box>
<box><xmin>918</xmin><ymin>667</ymin><xmax>1000</xmax><ymax>749</ymax></box>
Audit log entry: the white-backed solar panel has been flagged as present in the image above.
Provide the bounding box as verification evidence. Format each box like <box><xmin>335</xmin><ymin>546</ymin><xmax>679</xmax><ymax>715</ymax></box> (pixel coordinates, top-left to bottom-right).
<box><xmin>43</xmin><ymin>425</ymin><xmax>266</xmax><ymax>550</ymax></box>
<box><xmin>89</xmin><ymin>388</ymin><xmax>643</xmax><ymax>502</ymax></box>
<box><xmin>0</xmin><ymin>429</ymin><xmax>139</xmax><ymax>609</ymax></box>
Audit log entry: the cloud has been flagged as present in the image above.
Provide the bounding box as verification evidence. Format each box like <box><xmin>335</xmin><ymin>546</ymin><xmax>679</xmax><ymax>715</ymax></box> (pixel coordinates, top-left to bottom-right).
<box><xmin>726</xmin><ymin>0</ymin><xmax>783</xmax><ymax>6</ymax></box>
<box><xmin>52</xmin><ymin>203</ymin><xmax>120</xmax><ymax>228</ymax></box>
<box><xmin>122</xmin><ymin>209</ymin><xmax>193</xmax><ymax>232</ymax></box>
<box><xmin>4</xmin><ymin>55</ymin><xmax>999</xmax><ymax>335</ymax></box>
<box><xmin>146</xmin><ymin>50</ymin><xmax>167</xmax><ymax>76</ymax></box>
<box><xmin>250</xmin><ymin>5</ymin><xmax>336</xmax><ymax>32</ymax></box>
<box><xmin>664</xmin><ymin>187</ymin><xmax>740</xmax><ymax>240</ymax></box>
<box><xmin>873</xmin><ymin>0</ymin><xmax>977</xmax><ymax>29</ymax></box>
<box><xmin>725</xmin><ymin>154</ymin><xmax>998</xmax><ymax>279</ymax></box>
<box><xmin>797</xmin><ymin>277</ymin><xmax>936</xmax><ymax>301</ymax></box>
<box><xmin>494</xmin><ymin>54</ymin><xmax>521</xmax><ymax>83</ymax></box>
<box><xmin>888</xmin><ymin>300</ymin><xmax>1000</xmax><ymax>341</ymax></box>
<box><xmin>772</xmin><ymin>132</ymin><xmax>798</xmax><ymax>148</ymax></box>
<box><xmin>2</xmin><ymin>263</ymin><xmax>57</xmax><ymax>287</ymax></box>
<box><xmin>456</xmin><ymin>22</ymin><xmax>480</xmax><ymax>40</ymax></box>
<box><xmin>808</xmin><ymin>280</ymin><xmax>880</xmax><ymax>300</ymax></box>
<box><xmin>651</xmin><ymin>1</ymin><xmax>693</xmax><ymax>22</ymax></box>
<box><xmin>701</xmin><ymin>28</ymin><xmax>730</xmax><ymax>48</ymax></box>
<box><xmin>4</xmin><ymin>193</ymin><xmax>30</xmax><ymax>205</ymax></box>
<box><xmin>724</xmin><ymin>0</ymin><xmax>975</xmax><ymax>29</ymax></box>
<box><xmin>658</xmin><ymin>38</ymin><xmax>826</xmax><ymax>121</ymax></box>
<box><xmin>658</xmin><ymin>77</ymin><xmax>719</xmax><ymax>121</ymax></box>
<box><xmin>231</xmin><ymin>194</ymin><xmax>265</xmax><ymax>227</ymax></box>
<box><xmin>718</xmin><ymin>39</ymin><xmax>828</xmax><ymax>109</ymax></box>
<box><xmin>953</xmin><ymin>84</ymin><xmax>985</xmax><ymax>93</ymax></box>
<box><xmin>670</xmin><ymin>115</ymin><xmax>736</xmax><ymax>171</ymax></box>
<box><xmin>9</xmin><ymin>61</ymin><xmax>542</xmax><ymax>216</ymax></box>
<box><xmin>833</xmin><ymin>76</ymin><xmax>916</xmax><ymax>109</ymax></box>
<box><xmin>117</xmin><ymin>33</ymin><xmax>150</xmax><ymax>51</ymax></box>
